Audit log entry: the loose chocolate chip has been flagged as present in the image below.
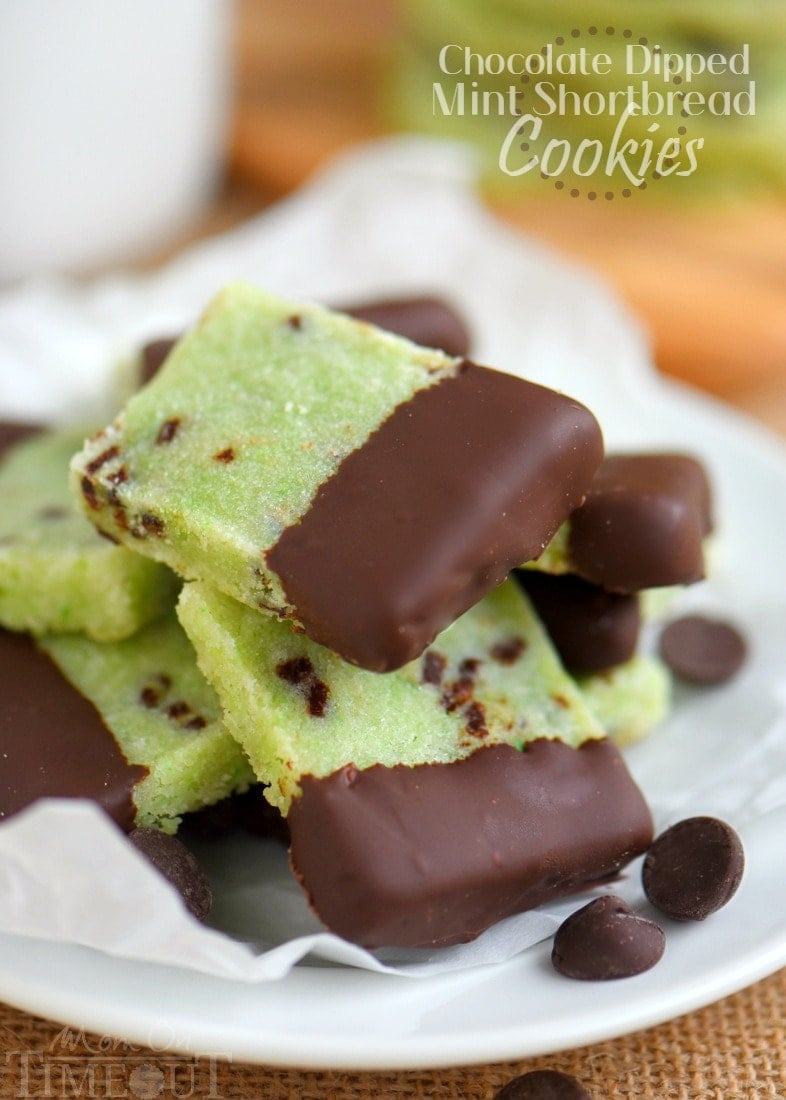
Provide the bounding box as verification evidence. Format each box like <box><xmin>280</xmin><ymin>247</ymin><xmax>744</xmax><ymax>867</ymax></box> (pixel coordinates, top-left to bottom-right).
<box><xmin>643</xmin><ymin>816</ymin><xmax>744</xmax><ymax>921</ymax></box>
<box><xmin>659</xmin><ymin>615</ymin><xmax>747</xmax><ymax>684</ymax></box>
<box><xmin>493</xmin><ymin>1069</ymin><xmax>592</xmax><ymax>1100</ymax></box>
<box><xmin>129</xmin><ymin>828</ymin><xmax>212</xmax><ymax>921</ymax></box>
<box><xmin>552</xmin><ymin>895</ymin><xmax>665</xmax><ymax>980</ymax></box>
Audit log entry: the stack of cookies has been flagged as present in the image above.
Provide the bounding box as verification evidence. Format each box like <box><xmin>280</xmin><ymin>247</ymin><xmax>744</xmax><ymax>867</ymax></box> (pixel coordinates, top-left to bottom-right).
<box><xmin>0</xmin><ymin>284</ymin><xmax>713</xmax><ymax>948</ymax></box>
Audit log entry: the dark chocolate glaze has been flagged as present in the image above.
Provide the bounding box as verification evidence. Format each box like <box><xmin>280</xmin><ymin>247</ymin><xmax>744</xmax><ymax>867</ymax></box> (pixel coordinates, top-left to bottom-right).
<box><xmin>288</xmin><ymin>738</ymin><xmax>653</xmax><ymax>949</ymax></box>
<box><xmin>0</xmin><ymin>421</ymin><xmax>42</xmax><ymax>458</ymax></box>
<box><xmin>567</xmin><ymin>453</ymin><xmax>712</xmax><ymax>593</ymax></box>
<box><xmin>514</xmin><ymin>570</ymin><xmax>640</xmax><ymax>672</ymax></box>
<box><xmin>342</xmin><ymin>296</ymin><xmax>471</xmax><ymax>357</ymax></box>
<box><xmin>0</xmin><ymin>630</ymin><xmax>147</xmax><ymax>830</ymax></box>
<box><xmin>268</xmin><ymin>363</ymin><xmax>603</xmax><ymax>671</ymax></box>
<box><xmin>139</xmin><ymin>337</ymin><xmax>178</xmax><ymax>385</ymax></box>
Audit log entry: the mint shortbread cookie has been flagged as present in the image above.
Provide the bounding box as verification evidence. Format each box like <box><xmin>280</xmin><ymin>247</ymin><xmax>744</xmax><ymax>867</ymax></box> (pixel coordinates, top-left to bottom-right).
<box><xmin>0</xmin><ymin>426</ymin><xmax>178</xmax><ymax>639</ymax></box>
<box><xmin>523</xmin><ymin>453</ymin><xmax>713</xmax><ymax>594</ymax></box>
<box><xmin>177</xmin><ymin>578</ymin><xmax>605</xmax><ymax>814</ymax></box>
<box><xmin>177</xmin><ymin>577</ymin><xmax>652</xmax><ymax>948</ymax></box>
<box><xmin>579</xmin><ymin>655</ymin><xmax>672</xmax><ymax>748</ymax></box>
<box><xmin>72</xmin><ymin>282</ymin><xmax>602</xmax><ymax>672</ymax></box>
<box><xmin>0</xmin><ymin>613</ymin><xmax>254</xmax><ymax>833</ymax></box>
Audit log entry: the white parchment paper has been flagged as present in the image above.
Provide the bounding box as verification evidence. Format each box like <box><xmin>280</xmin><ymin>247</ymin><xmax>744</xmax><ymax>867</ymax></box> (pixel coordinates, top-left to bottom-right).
<box><xmin>1</xmin><ymin>137</ymin><xmax>785</xmax><ymax>981</ymax></box>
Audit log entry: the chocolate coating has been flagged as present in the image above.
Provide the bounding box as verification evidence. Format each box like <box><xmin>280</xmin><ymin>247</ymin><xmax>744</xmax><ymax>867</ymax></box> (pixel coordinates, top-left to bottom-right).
<box><xmin>269</xmin><ymin>362</ymin><xmax>603</xmax><ymax>671</ymax></box>
<box><xmin>0</xmin><ymin>630</ymin><xmax>147</xmax><ymax>830</ymax></box>
<box><xmin>342</xmin><ymin>295</ymin><xmax>471</xmax><ymax>357</ymax></box>
<box><xmin>494</xmin><ymin>1070</ymin><xmax>592</xmax><ymax>1100</ymax></box>
<box><xmin>642</xmin><ymin>816</ymin><xmax>745</xmax><ymax>921</ymax></box>
<box><xmin>514</xmin><ymin>570</ymin><xmax>640</xmax><ymax>672</ymax></box>
<box><xmin>0</xmin><ymin>421</ymin><xmax>42</xmax><ymax>457</ymax></box>
<box><xmin>139</xmin><ymin>337</ymin><xmax>178</xmax><ymax>385</ymax></box>
<box><xmin>182</xmin><ymin>786</ymin><xmax>290</xmax><ymax>845</ymax></box>
<box><xmin>568</xmin><ymin>453</ymin><xmax>712</xmax><ymax>593</ymax></box>
<box><xmin>552</xmin><ymin>895</ymin><xmax>665</xmax><ymax>980</ymax></box>
<box><xmin>129</xmin><ymin>827</ymin><xmax>212</xmax><ymax>920</ymax></box>
<box><xmin>288</xmin><ymin>738</ymin><xmax>653</xmax><ymax>948</ymax></box>
<box><xmin>659</xmin><ymin>615</ymin><xmax>747</xmax><ymax>685</ymax></box>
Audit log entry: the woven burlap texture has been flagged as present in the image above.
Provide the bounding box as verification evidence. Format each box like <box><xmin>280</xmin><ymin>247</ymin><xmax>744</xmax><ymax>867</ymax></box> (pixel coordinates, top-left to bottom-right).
<box><xmin>1</xmin><ymin>968</ymin><xmax>784</xmax><ymax>1099</ymax></box>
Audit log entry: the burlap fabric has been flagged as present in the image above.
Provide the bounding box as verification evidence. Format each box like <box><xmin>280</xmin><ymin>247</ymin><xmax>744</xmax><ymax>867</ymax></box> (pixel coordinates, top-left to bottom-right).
<box><xmin>1</xmin><ymin>968</ymin><xmax>783</xmax><ymax>1098</ymax></box>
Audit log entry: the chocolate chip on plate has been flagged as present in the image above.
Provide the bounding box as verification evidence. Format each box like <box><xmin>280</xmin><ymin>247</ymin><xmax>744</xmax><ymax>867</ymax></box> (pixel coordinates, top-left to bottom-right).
<box><xmin>642</xmin><ymin>816</ymin><xmax>745</xmax><ymax>921</ymax></box>
<box><xmin>658</xmin><ymin>614</ymin><xmax>747</xmax><ymax>685</ymax></box>
<box><xmin>129</xmin><ymin>827</ymin><xmax>212</xmax><ymax>921</ymax></box>
<box><xmin>552</xmin><ymin>895</ymin><xmax>665</xmax><ymax>981</ymax></box>
<box><xmin>493</xmin><ymin>1069</ymin><xmax>592</xmax><ymax>1099</ymax></box>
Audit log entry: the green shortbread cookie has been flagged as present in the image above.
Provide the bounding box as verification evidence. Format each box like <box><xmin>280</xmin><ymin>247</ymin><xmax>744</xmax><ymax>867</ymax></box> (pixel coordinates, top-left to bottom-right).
<box><xmin>579</xmin><ymin>654</ymin><xmax>672</xmax><ymax>747</ymax></box>
<box><xmin>71</xmin><ymin>282</ymin><xmax>602</xmax><ymax>672</ymax></box>
<box><xmin>0</xmin><ymin>428</ymin><xmax>179</xmax><ymax>639</ymax></box>
<box><xmin>177</xmin><ymin>576</ymin><xmax>655</xmax><ymax>949</ymax></box>
<box><xmin>39</xmin><ymin>612</ymin><xmax>255</xmax><ymax>832</ymax></box>
<box><xmin>71</xmin><ymin>284</ymin><xmax>453</xmax><ymax>639</ymax></box>
<box><xmin>177</xmin><ymin>576</ymin><xmax>605</xmax><ymax>815</ymax></box>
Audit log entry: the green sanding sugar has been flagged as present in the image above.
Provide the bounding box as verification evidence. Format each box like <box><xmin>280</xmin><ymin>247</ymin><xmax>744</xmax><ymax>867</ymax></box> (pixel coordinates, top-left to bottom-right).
<box><xmin>40</xmin><ymin>612</ymin><xmax>255</xmax><ymax>833</ymax></box>
<box><xmin>71</xmin><ymin>282</ymin><xmax>455</xmax><ymax>620</ymax></box>
<box><xmin>0</xmin><ymin>428</ymin><xmax>179</xmax><ymax>639</ymax></box>
<box><xmin>177</xmin><ymin>577</ymin><xmax>604</xmax><ymax>815</ymax></box>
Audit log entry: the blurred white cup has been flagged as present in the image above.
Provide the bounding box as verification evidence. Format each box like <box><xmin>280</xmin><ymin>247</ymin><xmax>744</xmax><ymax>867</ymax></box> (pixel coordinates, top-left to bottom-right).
<box><xmin>0</xmin><ymin>0</ymin><xmax>232</xmax><ymax>281</ymax></box>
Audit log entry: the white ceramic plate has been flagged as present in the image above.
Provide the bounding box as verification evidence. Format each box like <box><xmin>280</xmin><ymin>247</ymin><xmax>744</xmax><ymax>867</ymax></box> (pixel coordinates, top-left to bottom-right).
<box><xmin>1</xmin><ymin>370</ymin><xmax>785</xmax><ymax>1070</ymax></box>
<box><xmin>0</xmin><ymin>820</ymin><xmax>784</xmax><ymax>1072</ymax></box>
